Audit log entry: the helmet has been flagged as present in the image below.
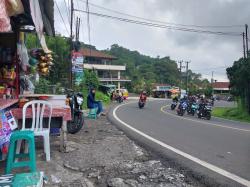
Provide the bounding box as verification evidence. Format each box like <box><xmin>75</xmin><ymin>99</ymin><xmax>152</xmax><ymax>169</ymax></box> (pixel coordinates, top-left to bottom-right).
<box><xmin>142</xmin><ymin>91</ymin><xmax>146</xmax><ymax>95</ymax></box>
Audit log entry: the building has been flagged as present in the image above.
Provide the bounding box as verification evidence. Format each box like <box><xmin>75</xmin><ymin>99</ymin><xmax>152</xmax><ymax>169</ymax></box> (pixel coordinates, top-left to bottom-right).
<box><xmin>212</xmin><ymin>82</ymin><xmax>230</xmax><ymax>94</ymax></box>
<box><xmin>152</xmin><ymin>84</ymin><xmax>173</xmax><ymax>98</ymax></box>
<box><xmin>80</xmin><ymin>48</ymin><xmax>131</xmax><ymax>89</ymax></box>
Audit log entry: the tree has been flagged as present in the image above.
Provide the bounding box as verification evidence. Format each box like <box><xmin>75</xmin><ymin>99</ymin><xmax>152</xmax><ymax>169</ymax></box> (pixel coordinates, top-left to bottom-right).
<box><xmin>26</xmin><ymin>33</ymin><xmax>70</xmax><ymax>86</ymax></box>
<box><xmin>83</xmin><ymin>69</ymin><xmax>99</xmax><ymax>89</ymax></box>
<box><xmin>227</xmin><ymin>57</ymin><xmax>250</xmax><ymax>113</ymax></box>
<box><xmin>105</xmin><ymin>44</ymin><xmax>180</xmax><ymax>92</ymax></box>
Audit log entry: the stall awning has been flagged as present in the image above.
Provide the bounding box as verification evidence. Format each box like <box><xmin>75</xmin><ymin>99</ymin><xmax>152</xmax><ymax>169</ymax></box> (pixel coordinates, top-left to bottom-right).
<box><xmin>5</xmin><ymin>0</ymin><xmax>54</xmax><ymax>36</ymax></box>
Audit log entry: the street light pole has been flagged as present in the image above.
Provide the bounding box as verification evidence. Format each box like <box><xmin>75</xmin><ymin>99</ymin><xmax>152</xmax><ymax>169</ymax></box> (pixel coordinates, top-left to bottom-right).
<box><xmin>69</xmin><ymin>0</ymin><xmax>74</xmax><ymax>89</ymax></box>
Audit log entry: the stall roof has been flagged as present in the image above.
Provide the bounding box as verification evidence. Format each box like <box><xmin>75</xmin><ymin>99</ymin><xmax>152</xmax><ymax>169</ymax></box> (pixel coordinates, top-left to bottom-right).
<box><xmin>10</xmin><ymin>0</ymin><xmax>54</xmax><ymax>36</ymax></box>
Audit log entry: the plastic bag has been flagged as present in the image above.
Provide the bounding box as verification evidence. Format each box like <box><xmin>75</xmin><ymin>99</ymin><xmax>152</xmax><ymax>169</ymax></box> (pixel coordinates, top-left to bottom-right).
<box><xmin>0</xmin><ymin>1</ymin><xmax>12</xmax><ymax>32</ymax></box>
<box><xmin>20</xmin><ymin>75</ymin><xmax>35</xmax><ymax>94</ymax></box>
<box><xmin>6</xmin><ymin>0</ymin><xmax>24</xmax><ymax>16</ymax></box>
<box><xmin>17</xmin><ymin>42</ymin><xmax>30</xmax><ymax>72</ymax></box>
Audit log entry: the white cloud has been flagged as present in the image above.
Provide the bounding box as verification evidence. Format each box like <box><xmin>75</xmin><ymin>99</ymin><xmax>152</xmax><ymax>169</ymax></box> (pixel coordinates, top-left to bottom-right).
<box><xmin>54</xmin><ymin>0</ymin><xmax>249</xmax><ymax>82</ymax></box>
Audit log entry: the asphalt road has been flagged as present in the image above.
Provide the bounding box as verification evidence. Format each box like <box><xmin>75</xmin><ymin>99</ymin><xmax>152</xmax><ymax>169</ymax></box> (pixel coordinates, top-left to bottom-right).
<box><xmin>110</xmin><ymin>100</ymin><xmax>250</xmax><ymax>186</ymax></box>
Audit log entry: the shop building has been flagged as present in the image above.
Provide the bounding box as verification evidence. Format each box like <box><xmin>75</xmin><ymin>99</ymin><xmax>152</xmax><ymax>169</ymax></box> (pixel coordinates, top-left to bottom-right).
<box><xmin>81</xmin><ymin>48</ymin><xmax>131</xmax><ymax>89</ymax></box>
<box><xmin>152</xmin><ymin>84</ymin><xmax>173</xmax><ymax>98</ymax></box>
<box><xmin>212</xmin><ymin>82</ymin><xmax>230</xmax><ymax>94</ymax></box>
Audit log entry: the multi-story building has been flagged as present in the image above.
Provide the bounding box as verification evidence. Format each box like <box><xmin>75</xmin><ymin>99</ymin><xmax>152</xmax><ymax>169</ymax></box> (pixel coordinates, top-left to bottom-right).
<box><xmin>81</xmin><ymin>48</ymin><xmax>130</xmax><ymax>89</ymax></box>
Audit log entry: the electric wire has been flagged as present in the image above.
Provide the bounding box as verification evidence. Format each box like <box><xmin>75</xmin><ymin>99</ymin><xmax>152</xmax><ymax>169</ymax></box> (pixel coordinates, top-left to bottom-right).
<box><xmin>74</xmin><ymin>9</ymin><xmax>242</xmax><ymax>36</ymax></box>
<box><xmin>55</xmin><ymin>0</ymin><xmax>70</xmax><ymax>35</ymax></box>
<box><xmin>192</xmin><ymin>66</ymin><xmax>228</xmax><ymax>71</ymax></box>
<box><xmin>78</xmin><ymin>0</ymin><xmax>244</xmax><ymax>29</ymax></box>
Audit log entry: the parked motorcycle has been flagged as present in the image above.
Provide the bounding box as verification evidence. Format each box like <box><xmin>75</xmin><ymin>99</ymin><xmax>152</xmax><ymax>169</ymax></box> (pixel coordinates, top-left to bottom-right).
<box><xmin>171</xmin><ymin>101</ymin><xmax>178</xmax><ymax>110</ymax></box>
<box><xmin>177</xmin><ymin>101</ymin><xmax>187</xmax><ymax>116</ymax></box>
<box><xmin>65</xmin><ymin>89</ymin><xmax>84</xmax><ymax>134</ymax></box>
<box><xmin>197</xmin><ymin>104</ymin><xmax>212</xmax><ymax>120</ymax></box>
<box><xmin>187</xmin><ymin>102</ymin><xmax>198</xmax><ymax>116</ymax></box>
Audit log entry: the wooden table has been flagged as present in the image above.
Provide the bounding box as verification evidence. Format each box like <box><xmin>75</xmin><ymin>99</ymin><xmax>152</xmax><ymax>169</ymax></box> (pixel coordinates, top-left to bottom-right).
<box><xmin>0</xmin><ymin>99</ymin><xmax>18</xmax><ymax>110</ymax></box>
<box><xmin>11</xmin><ymin>106</ymin><xmax>71</xmax><ymax>152</ymax></box>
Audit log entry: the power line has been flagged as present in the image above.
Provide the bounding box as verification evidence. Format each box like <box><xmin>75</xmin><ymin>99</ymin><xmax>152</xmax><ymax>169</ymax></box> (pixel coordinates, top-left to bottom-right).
<box><xmin>74</xmin><ymin>9</ymin><xmax>241</xmax><ymax>36</ymax></box>
<box><xmin>55</xmin><ymin>0</ymin><xmax>70</xmax><ymax>35</ymax></box>
<box><xmin>192</xmin><ymin>66</ymin><xmax>228</xmax><ymax>71</ymax></box>
<box><xmin>78</xmin><ymin>0</ymin><xmax>244</xmax><ymax>29</ymax></box>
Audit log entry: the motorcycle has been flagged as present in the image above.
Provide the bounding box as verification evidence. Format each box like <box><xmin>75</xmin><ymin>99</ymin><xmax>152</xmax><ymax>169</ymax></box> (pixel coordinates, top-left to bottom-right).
<box><xmin>171</xmin><ymin>101</ymin><xmax>178</xmax><ymax>110</ymax></box>
<box><xmin>197</xmin><ymin>104</ymin><xmax>212</xmax><ymax>120</ymax></box>
<box><xmin>115</xmin><ymin>95</ymin><xmax>124</xmax><ymax>103</ymax></box>
<box><xmin>138</xmin><ymin>99</ymin><xmax>145</xmax><ymax>109</ymax></box>
<box><xmin>65</xmin><ymin>89</ymin><xmax>84</xmax><ymax>134</ymax></box>
<box><xmin>187</xmin><ymin>102</ymin><xmax>198</xmax><ymax>116</ymax></box>
<box><xmin>177</xmin><ymin>101</ymin><xmax>187</xmax><ymax>116</ymax></box>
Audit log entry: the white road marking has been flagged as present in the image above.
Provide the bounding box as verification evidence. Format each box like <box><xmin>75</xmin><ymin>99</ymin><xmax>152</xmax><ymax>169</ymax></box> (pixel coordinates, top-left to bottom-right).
<box><xmin>161</xmin><ymin>105</ymin><xmax>250</xmax><ymax>133</ymax></box>
<box><xmin>113</xmin><ymin>102</ymin><xmax>250</xmax><ymax>187</ymax></box>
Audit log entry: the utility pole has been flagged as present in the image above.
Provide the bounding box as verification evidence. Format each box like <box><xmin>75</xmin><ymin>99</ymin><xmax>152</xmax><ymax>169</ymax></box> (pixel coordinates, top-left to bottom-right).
<box><xmin>69</xmin><ymin>0</ymin><xmax>74</xmax><ymax>88</ymax></box>
<box><xmin>178</xmin><ymin>61</ymin><xmax>183</xmax><ymax>91</ymax></box>
<box><xmin>185</xmin><ymin>61</ymin><xmax>190</xmax><ymax>94</ymax></box>
<box><xmin>77</xmin><ymin>18</ymin><xmax>81</xmax><ymax>41</ymax></box>
<box><xmin>75</xmin><ymin>17</ymin><xmax>79</xmax><ymax>42</ymax></box>
<box><xmin>211</xmin><ymin>71</ymin><xmax>214</xmax><ymax>83</ymax></box>
<box><xmin>243</xmin><ymin>32</ymin><xmax>246</xmax><ymax>59</ymax></box>
<box><xmin>245</xmin><ymin>24</ymin><xmax>249</xmax><ymax>57</ymax></box>
<box><xmin>211</xmin><ymin>71</ymin><xmax>214</xmax><ymax>95</ymax></box>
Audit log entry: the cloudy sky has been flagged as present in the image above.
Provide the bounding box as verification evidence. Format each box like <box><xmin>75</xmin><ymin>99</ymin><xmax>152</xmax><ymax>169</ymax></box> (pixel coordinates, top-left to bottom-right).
<box><xmin>54</xmin><ymin>0</ymin><xmax>250</xmax><ymax>81</ymax></box>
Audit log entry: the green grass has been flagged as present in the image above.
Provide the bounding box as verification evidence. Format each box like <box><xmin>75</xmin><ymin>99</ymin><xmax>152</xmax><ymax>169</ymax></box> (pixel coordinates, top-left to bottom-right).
<box><xmin>212</xmin><ymin>107</ymin><xmax>250</xmax><ymax>123</ymax></box>
<box><xmin>82</xmin><ymin>88</ymin><xmax>111</xmax><ymax>109</ymax></box>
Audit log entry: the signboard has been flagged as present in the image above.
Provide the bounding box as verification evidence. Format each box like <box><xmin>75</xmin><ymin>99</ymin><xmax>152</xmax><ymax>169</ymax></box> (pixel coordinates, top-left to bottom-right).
<box><xmin>72</xmin><ymin>52</ymin><xmax>84</xmax><ymax>72</ymax></box>
<box><xmin>156</xmin><ymin>86</ymin><xmax>172</xmax><ymax>91</ymax></box>
<box><xmin>5</xmin><ymin>111</ymin><xmax>17</xmax><ymax>130</ymax></box>
<box><xmin>0</xmin><ymin>111</ymin><xmax>12</xmax><ymax>147</ymax></box>
<box><xmin>72</xmin><ymin>51</ymin><xmax>84</xmax><ymax>85</ymax></box>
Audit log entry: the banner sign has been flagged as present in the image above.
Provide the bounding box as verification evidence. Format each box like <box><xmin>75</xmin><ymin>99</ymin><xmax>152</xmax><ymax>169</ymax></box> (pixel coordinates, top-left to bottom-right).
<box><xmin>72</xmin><ymin>51</ymin><xmax>84</xmax><ymax>73</ymax></box>
<box><xmin>72</xmin><ymin>51</ymin><xmax>84</xmax><ymax>85</ymax></box>
<box><xmin>0</xmin><ymin>111</ymin><xmax>12</xmax><ymax>147</ymax></box>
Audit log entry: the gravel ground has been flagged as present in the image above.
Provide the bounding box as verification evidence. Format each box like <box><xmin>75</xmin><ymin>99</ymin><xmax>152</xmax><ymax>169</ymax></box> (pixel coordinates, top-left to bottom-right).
<box><xmin>0</xmin><ymin>108</ymin><xmax>205</xmax><ymax>187</ymax></box>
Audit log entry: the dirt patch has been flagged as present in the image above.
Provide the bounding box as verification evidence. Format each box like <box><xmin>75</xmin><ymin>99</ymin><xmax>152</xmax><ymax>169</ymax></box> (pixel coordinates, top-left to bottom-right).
<box><xmin>0</xmin><ymin>114</ymin><xmax>204</xmax><ymax>186</ymax></box>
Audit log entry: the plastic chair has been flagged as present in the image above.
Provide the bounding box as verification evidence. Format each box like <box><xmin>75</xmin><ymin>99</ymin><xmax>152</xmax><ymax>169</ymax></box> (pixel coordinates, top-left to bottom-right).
<box><xmin>6</xmin><ymin>130</ymin><xmax>36</xmax><ymax>174</ymax></box>
<box><xmin>88</xmin><ymin>108</ymin><xmax>97</xmax><ymax>119</ymax></box>
<box><xmin>16</xmin><ymin>100</ymin><xmax>52</xmax><ymax>161</ymax></box>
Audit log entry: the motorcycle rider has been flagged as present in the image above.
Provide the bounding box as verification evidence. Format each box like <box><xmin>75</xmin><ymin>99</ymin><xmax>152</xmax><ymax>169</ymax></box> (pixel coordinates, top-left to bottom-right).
<box><xmin>172</xmin><ymin>95</ymin><xmax>179</xmax><ymax>103</ymax></box>
<box><xmin>139</xmin><ymin>91</ymin><xmax>147</xmax><ymax>103</ymax></box>
<box><xmin>178</xmin><ymin>95</ymin><xmax>187</xmax><ymax>110</ymax></box>
<box><xmin>198</xmin><ymin>95</ymin><xmax>207</xmax><ymax>112</ymax></box>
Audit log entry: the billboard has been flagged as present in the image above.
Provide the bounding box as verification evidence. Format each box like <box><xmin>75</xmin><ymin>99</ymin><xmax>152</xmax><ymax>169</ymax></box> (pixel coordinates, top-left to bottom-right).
<box><xmin>72</xmin><ymin>51</ymin><xmax>84</xmax><ymax>85</ymax></box>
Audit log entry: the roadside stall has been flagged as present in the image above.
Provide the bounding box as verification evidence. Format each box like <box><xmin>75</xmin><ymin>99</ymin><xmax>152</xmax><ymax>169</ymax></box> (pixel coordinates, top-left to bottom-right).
<box><xmin>0</xmin><ymin>1</ymin><xmax>71</xmax><ymax>182</ymax></box>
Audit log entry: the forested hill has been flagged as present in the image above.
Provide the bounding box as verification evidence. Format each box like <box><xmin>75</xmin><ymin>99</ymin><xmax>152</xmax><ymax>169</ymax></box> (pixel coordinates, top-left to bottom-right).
<box><xmin>104</xmin><ymin>44</ymin><xmax>211</xmax><ymax>94</ymax></box>
<box><xmin>104</xmin><ymin>44</ymin><xmax>180</xmax><ymax>92</ymax></box>
<box><xmin>26</xmin><ymin>34</ymin><xmax>210</xmax><ymax>94</ymax></box>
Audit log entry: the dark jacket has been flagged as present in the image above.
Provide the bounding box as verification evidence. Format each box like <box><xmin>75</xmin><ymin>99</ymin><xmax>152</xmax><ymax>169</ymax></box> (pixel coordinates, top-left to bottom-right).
<box><xmin>87</xmin><ymin>92</ymin><xmax>97</xmax><ymax>109</ymax></box>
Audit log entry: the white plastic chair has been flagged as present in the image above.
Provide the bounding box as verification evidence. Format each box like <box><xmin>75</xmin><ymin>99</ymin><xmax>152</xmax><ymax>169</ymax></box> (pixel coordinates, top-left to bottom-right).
<box><xmin>17</xmin><ymin>100</ymin><xmax>52</xmax><ymax>161</ymax></box>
